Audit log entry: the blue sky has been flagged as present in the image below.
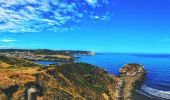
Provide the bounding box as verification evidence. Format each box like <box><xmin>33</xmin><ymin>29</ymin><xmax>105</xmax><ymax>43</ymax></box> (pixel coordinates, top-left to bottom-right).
<box><xmin>0</xmin><ymin>0</ymin><xmax>170</xmax><ymax>53</ymax></box>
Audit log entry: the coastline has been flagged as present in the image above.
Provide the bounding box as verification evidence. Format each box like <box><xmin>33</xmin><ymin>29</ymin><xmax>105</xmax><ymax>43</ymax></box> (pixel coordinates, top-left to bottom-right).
<box><xmin>0</xmin><ymin>50</ymin><xmax>149</xmax><ymax>99</ymax></box>
<box><xmin>132</xmin><ymin>90</ymin><xmax>154</xmax><ymax>100</ymax></box>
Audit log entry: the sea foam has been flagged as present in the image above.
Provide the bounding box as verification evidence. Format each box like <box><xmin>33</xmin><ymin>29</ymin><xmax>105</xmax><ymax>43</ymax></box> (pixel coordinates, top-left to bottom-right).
<box><xmin>141</xmin><ymin>85</ymin><xmax>170</xmax><ymax>99</ymax></box>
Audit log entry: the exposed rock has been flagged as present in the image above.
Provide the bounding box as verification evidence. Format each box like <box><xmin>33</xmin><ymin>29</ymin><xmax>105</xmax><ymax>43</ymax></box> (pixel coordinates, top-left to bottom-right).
<box><xmin>119</xmin><ymin>63</ymin><xmax>145</xmax><ymax>100</ymax></box>
<box><xmin>115</xmin><ymin>78</ymin><xmax>124</xmax><ymax>100</ymax></box>
<box><xmin>27</xmin><ymin>87</ymin><xmax>38</xmax><ymax>100</ymax></box>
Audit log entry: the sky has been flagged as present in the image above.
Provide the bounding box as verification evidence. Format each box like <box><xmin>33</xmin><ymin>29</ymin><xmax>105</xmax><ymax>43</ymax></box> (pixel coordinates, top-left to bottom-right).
<box><xmin>0</xmin><ymin>0</ymin><xmax>170</xmax><ymax>53</ymax></box>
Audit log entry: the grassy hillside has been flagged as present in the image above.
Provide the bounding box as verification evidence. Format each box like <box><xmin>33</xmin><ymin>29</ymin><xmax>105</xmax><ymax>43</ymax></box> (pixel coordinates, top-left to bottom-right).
<box><xmin>0</xmin><ymin>55</ymin><xmax>37</xmax><ymax>68</ymax></box>
<box><xmin>0</xmin><ymin>62</ymin><xmax>145</xmax><ymax>100</ymax></box>
<box><xmin>37</xmin><ymin>63</ymin><xmax>118</xmax><ymax>100</ymax></box>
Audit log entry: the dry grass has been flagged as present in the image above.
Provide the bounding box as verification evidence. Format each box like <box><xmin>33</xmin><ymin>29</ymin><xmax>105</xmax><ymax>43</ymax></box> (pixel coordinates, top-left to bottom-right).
<box><xmin>102</xmin><ymin>93</ymin><xmax>109</xmax><ymax>100</ymax></box>
<box><xmin>15</xmin><ymin>66</ymin><xmax>40</xmax><ymax>75</ymax></box>
<box><xmin>0</xmin><ymin>70</ymin><xmax>36</xmax><ymax>89</ymax></box>
<box><xmin>37</xmin><ymin>54</ymin><xmax>71</xmax><ymax>59</ymax></box>
<box><xmin>0</xmin><ymin>62</ymin><xmax>11</xmax><ymax>68</ymax></box>
<box><xmin>50</xmin><ymin>54</ymin><xmax>71</xmax><ymax>59</ymax></box>
<box><xmin>12</xmin><ymin>89</ymin><xmax>25</xmax><ymax>100</ymax></box>
<box><xmin>0</xmin><ymin>77</ymin><xmax>15</xmax><ymax>89</ymax></box>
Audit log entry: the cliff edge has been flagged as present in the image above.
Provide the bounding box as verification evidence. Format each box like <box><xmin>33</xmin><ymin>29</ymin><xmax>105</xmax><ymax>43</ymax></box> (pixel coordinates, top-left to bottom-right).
<box><xmin>119</xmin><ymin>63</ymin><xmax>145</xmax><ymax>100</ymax></box>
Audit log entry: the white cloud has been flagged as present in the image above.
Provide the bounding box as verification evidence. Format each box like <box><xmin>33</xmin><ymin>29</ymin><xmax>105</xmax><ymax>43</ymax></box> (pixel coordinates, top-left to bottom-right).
<box><xmin>95</xmin><ymin>16</ymin><xmax>100</xmax><ymax>19</ymax></box>
<box><xmin>86</xmin><ymin>0</ymin><xmax>98</xmax><ymax>4</ymax></box>
<box><xmin>0</xmin><ymin>0</ymin><xmax>111</xmax><ymax>33</ymax></box>
<box><xmin>0</xmin><ymin>39</ymin><xmax>16</xmax><ymax>43</ymax></box>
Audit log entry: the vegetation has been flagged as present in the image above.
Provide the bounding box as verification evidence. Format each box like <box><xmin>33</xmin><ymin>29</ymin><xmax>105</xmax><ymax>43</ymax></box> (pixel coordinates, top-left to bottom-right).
<box><xmin>36</xmin><ymin>63</ymin><xmax>118</xmax><ymax>99</ymax></box>
<box><xmin>0</xmin><ymin>55</ymin><xmax>37</xmax><ymax>67</ymax></box>
<box><xmin>0</xmin><ymin>49</ymin><xmax>90</xmax><ymax>56</ymax></box>
<box><xmin>0</xmin><ymin>49</ymin><xmax>145</xmax><ymax>100</ymax></box>
<box><xmin>56</xmin><ymin>63</ymin><xmax>109</xmax><ymax>93</ymax></box>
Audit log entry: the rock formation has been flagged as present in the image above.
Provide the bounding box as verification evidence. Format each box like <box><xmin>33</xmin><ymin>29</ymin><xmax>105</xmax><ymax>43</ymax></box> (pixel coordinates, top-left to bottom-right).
<box><xmin>119</xmin><ymin>63</ymin><xmax>145</xmax><ymax>100</ymax></box>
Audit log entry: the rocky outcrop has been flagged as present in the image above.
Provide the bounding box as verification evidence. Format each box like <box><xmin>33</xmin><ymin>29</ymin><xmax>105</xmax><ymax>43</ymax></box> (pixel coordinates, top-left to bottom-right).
<box><xmin>119</xmin><ymin>63</ymin><xmax>145</xmax><ymax>100</ymax></box>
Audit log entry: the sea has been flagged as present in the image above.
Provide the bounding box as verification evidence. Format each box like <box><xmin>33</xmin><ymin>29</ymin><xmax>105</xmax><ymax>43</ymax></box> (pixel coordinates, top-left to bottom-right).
<box><xmin>36</xmin><ymin>53</ymin><xmax>170</xmax><ymax>100</ymax></box>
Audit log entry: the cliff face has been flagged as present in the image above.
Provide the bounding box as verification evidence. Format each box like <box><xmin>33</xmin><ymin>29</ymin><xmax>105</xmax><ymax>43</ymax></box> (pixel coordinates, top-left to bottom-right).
<box><xmin>119</xmin><ymin>63</ymin><xmax>145</xmax><ymax>100</ymax></box>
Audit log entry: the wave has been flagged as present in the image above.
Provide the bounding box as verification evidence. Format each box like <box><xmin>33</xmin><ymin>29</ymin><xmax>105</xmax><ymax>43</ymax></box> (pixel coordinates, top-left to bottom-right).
<box><xmin>135</xmin><ymin>90</ymin><xmax>154</xmax><ymax>98</ymax></box>
<box><xmin>141</xmin><ymin>85</ymin><xmax>170</xmax><ymax>99</ymax></box>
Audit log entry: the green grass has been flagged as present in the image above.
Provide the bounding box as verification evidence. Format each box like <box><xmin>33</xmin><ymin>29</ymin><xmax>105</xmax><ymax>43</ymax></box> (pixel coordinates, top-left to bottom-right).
<box><xmin>0</xmin><ymin>55</ymin><xmax>37</xmax><ymax>67</ymax></box>
<box><xmin>54</xmin><ymin>63</ymin><xmax>110</xmax><ymax>94</ymax></box>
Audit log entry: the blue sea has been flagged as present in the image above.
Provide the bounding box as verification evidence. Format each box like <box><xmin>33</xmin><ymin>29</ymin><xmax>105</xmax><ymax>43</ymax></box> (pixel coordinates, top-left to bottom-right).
<box><xmin>75</xmin><ymin>53</ymin><xmax>170</xmax><ymax>100</ymax></box>
<box><xmin>34</xmin><ymin>61</ymin><xmax>58</xmax><ymax>65</ymax></box>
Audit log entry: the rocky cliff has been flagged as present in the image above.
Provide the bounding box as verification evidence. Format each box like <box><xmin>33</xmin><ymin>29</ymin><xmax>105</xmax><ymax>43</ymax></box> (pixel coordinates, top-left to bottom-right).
<box><xmin>0</xmin><ymin>63</ymin><xmax>145</xmax><ymax>100</ymax></box>
<box><xmin>119</xmin><ymin>63</ymin><xmax>145</xmax><ymax>100</ymax></box>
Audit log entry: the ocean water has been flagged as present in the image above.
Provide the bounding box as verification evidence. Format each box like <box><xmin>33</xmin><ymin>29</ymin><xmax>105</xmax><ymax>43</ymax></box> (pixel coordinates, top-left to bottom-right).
<box><xmin>34</xmin><ymin>61</ymin><xmax>58</xmax><ymax>66</ymax></box>
<box><xmin>75</xmin><ymin>53</ymin><xmax>170</xmax><ymax>100</ymax></box>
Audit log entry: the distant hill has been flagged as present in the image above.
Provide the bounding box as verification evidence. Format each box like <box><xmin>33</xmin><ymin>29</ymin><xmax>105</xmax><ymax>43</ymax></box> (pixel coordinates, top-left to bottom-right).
<box><xmin>0</xmin><ymin>49</ymin><xmax>93</xmax><ymax>55</ymax></box>
<box><xmin>0</xmin><ymin>55</ymin><xmax>37</xmax><ymax>68</ymax></box>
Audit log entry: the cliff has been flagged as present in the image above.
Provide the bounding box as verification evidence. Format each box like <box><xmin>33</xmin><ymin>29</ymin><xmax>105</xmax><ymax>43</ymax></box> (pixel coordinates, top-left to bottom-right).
<box><xmin>0</xmin><ymin>63</ymin><xmax>145</xmax><ymax>100</ymax></box>
<box><xmin>119</xmin><ymin>63</ymin><xmax>145</xmax><ymax>100</ymax></box>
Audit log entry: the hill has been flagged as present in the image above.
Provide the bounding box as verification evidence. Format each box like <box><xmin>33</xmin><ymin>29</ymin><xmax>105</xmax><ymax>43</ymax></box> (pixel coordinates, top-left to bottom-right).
<box><xmin>0</xmin><ymin>61</ymin><xmax>145</xmax><ymax>100</ymax></box>
<box><xmin>0</xmin><ymin>55</ymin><xmax>37</xmax><ymax>69</ymax></box>
<box><xmin>37</xmin><ymin>63</ymin><xmax>119</xmax><ymax>100</ymax></box>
